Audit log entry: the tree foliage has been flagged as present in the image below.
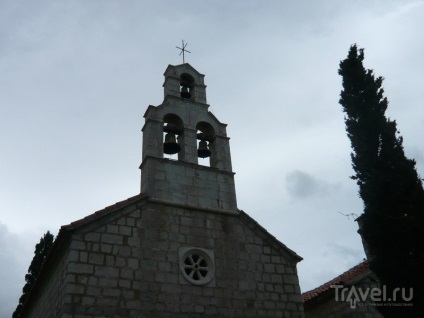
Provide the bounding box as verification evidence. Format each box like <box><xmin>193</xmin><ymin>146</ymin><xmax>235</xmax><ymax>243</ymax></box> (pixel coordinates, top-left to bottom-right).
<box><xmin>12</xmin><ymin>231</ymin><xmax>54</xmax><ymax>318</ymax></box>
<box><xmin>339</xmin><ymin>45</ymin><xmax>424</xmax><ymax>317</ymax></box>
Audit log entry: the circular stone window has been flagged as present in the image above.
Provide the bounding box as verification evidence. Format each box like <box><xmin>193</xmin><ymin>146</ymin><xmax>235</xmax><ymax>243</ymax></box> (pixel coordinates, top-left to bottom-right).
<box><xmin>179</xmin><ymin>247</ymin><xmax>215</xmax><ymax>285</ymax></box>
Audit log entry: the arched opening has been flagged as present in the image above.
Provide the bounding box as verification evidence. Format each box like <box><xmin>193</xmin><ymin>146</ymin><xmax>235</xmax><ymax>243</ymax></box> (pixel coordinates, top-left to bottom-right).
<box><xmin>163</xmin><ymin>114</ymin><xmax>184</xmax><ymax>160</ymax></box>
<box><xmin>196</xmin><ymin>122</ymin><xmax>215</xmax><ymax>167</ymax></box>
<box><xmin>180</xmin><ymin>73</ymin><xmax>195</xmax><ymax>99</ymax></box>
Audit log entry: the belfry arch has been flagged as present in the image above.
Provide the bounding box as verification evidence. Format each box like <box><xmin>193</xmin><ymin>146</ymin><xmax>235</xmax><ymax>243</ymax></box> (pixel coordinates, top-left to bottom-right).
<box><xmin>196</xmin><ymin>121</ymin><xmax>215</xmax><ymax>166</ymax></box>
<box><xmin>163</xmin><ymin>113</ymin><xmax>184</xmax><ymax>159</ymax></box>
<box><xmin>180</xmin><ymin>73</ymin><xmax>195</xmax><ymax>99</ymax></box>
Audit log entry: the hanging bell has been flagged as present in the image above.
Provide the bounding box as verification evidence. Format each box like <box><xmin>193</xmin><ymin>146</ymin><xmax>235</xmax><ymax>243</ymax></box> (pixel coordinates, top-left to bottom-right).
<box><xmin>197</xmin><ymin>140</ymin><xmax>211</xmax><ymax>158</ymax></box>
<box><xmin>180</xmin><ymin>85</ymin><xmax>191</xmax><ymax>99</ymax></box>
<box><xmin>163</xmin><ymin>133</ymin><xmax>181</xmax><ymax>155</ymax></box>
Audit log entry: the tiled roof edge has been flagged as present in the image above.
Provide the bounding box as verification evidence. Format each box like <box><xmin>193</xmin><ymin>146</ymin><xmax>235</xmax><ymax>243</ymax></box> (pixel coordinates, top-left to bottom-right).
<box><xmin>302</xmin><ymin>259</ymin><xmax>370</xmax><ymax>304</ymax></box>
<box><xmin>62</xmin><ymin>193</ymin><xmax>147</xmax><ymax>230</ymax></box>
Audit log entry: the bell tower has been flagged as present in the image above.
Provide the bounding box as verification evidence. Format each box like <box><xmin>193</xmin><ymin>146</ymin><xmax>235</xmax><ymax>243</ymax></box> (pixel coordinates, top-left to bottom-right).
<box><xmin>140</xmin><ymin>63</ymin><xmax>237</xmax><ymax>212</ymax></box>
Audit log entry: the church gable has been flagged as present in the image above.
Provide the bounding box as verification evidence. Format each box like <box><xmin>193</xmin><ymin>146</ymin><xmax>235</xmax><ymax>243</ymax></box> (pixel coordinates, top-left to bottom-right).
<box><xmin>23</xmin><ymin>197</ymin><xmax>304</xmax><ymax>317</ymax></box>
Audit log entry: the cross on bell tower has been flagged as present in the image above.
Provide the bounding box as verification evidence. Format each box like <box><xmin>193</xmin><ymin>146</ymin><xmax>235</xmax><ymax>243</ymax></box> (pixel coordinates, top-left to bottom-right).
<box><xmin>139</xmin><ymin>63</ymin><xmax>237</xmax><ymax>212</ymax></box>
<box><xmin>176</xmin><ymin>40</ymin><xmax>191</xmax><ymax>63</ymax></box>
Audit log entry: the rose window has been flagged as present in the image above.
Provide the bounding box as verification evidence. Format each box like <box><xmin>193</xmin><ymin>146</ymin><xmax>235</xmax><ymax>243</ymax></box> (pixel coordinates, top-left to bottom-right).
<box><xmin>179</xmin><ymin>248</ymin><xmax>215</xmax><ymax>285</ymax></box>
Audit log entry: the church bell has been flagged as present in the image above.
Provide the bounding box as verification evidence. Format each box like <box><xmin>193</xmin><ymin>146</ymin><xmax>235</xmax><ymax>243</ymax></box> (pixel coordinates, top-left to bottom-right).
<box><xmin>197</xmin><ymin>140</ymin><xmax>211</xmax><ymax>158</ymax></box>
<box><xmin>180</xmin><ymin>85</ymin><xmax>191</xmax><ymax>99</ymax></box>
<box><xmin>163</xmin><ymin>133</ymin><xmax>181</xmax><ymax>155</ymax></box>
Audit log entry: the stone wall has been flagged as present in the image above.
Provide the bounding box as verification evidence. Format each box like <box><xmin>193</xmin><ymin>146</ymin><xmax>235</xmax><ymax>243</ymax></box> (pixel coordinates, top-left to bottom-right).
<box><xmin>25</xmin><ymin>203</ymin><xmax>143</xmax><ymax>318</ymax></box>
<box><xmin>25</xmin><ymin>199</ymin><xmax>304</xmax><ymax>317</ymax></box>
<box><xmin>140</xmin><ymin>158</ymin><xmax>237</xmax><ymax>212</ymax></box>
<box><xmin>137</xmin><ymin>201</ymin><xmax>304</xmax><ymax>317</ymax></box>
<box><xmin>25</xmin><ymin>249</ymin><xmax>68</xmax><ymax>317</ymax></box>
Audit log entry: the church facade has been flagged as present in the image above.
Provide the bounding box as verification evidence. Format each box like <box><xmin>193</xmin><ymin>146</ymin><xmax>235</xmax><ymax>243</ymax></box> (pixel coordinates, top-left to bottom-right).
<box><xmin>20</xmin><ymin>64</ymin><xmax>305</xmax><ymax>317</ymax></box>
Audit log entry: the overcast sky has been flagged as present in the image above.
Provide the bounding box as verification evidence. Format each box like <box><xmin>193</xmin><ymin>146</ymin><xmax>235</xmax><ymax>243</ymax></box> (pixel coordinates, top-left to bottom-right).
<box><xmin>1</xmin><ymin>1</ymin><xmax>424</xmax><ymax>317</ymax></box>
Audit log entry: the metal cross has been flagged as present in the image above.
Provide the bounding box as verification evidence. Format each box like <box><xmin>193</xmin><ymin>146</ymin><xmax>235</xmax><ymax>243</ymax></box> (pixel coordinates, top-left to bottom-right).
<box><xmin>176</xmin><ymin>40</ymin><xmax>191</xmax><ymax>63</ymax></box>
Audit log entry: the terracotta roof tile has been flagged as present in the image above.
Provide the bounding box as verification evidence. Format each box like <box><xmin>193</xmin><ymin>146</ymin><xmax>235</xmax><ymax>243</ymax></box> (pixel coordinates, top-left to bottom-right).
<box><xmin>302</xmin><ymin>259</ymin><xmax>370</xmax><ymax>303</ymax></box>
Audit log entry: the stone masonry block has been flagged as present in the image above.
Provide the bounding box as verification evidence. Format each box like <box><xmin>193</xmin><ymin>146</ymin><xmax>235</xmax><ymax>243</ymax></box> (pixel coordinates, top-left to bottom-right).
<box><xmin>70</xmin><ymin>240</ymin><xmax>86</xmax><ymax>250</ymax></box>
<box><xmin>96</xmin><ymin>297</ymin><xmax>119</xmax><ymax>307</ymax></box>
<box><xmin>122</xmin><ymin>290</ymin><xmax>135</xmax><ymax>300</ymax></box>
<box><xmin>115</xmin><ymin>257</ymin><xmax>126</xmax><ymax>267</ymax></box>
<box><xmin>88</xmin><ymin>253</ymin><xmax>105</xmax><ymax>265</ymax></box>
<box><xmin>87</xmin><ymin>276</ymin><xmax>98</xmax><ymax>286</ymax></box>
<box><xmin>239</xmin><ymin>280</ymin><xmax>249</xmax><ymax>290</ymax></box>
<box><xmin>67</xmin><ymin>250</ymin><xmax>79</xmax><ymax>262</ymax></box>
<box><xmin>289</xmin><ymin>294</ymin><xmax>301</xmax><ymax>302</ymax></box>
<box><xmin>261</xmin><ymin>255</ymin><xmax>271</xmax><ymax>263</ymax></box>
<box><xmin>283</xmin><ymin>274</ymin><xmax>299</xmax><ymax>285</ymax></box>
<box><xmin>106</xmin><ymin>224</ymin><xmax>119</xmax><ymax>234</ymax></box>
<box><xmin>100</xmin><ymin>243</ymin><xmax>113</xmax><ymax>253</ymax></box>
<box><xmin>128</xmin><ymin>258</ymin><xmax>139</xmax><ymax>269</ymax></box>
<box><xmin>285</xmin><ymin>285</ymin><xmax>295</xmax><ymax>293</ymax></box>
<box><xmin>86</xmin><ymin>286</ymin><xmax>101</xmax><ymax>297</ymax></box>
<box><xmin>126</xmin><ymin>217</ymin><xmax>136</xmax><ymax>226</ymax></box>
<box><xmin>276</xmin><ymin>265</ymin><xmax>285</xmax><ymax>274</ymax></box>
<box><xmin>113</xmin><ymin>245</ymin><xmax>131</xmax><ymax>257</ymax></box>
<box><xmin>245</xmin><ymin>244</ymin><xmax>262</xmax><ymax>254</ymax></box>
<box><xmin>128</xmin><ymin>237</ymin><xmax>139</xmax><ymax>247</ymax></box>
<box><xmin>120</xmin><ymin>268</ymin><xmax>134</xmax><ymax>279</ymax></box>
<box><xmin>64</xmin><ymin>283</ymin><xmax>85</xmax><ymax>294</ymax></box>
<box><xmin>271</xmin><ymin>274</ymin><xmax>283</xmax><ymax>284</ymax></box>
<box><xmin>264</xmin><ymin>263</ymin><xmax>275</xmax><ymax>272</ymax></box>
<box><xmin>265</xmin><ymin>284</ymin><xmax>275</xmax><ymax>292</ymax></box>
<box><xmin>272</xmin><ymin>255</ymin><xmax>282</xmax><ymax>263</ymax></box>
<box><xmin>119</xmin><ymin>279</ymin><xmax>131</xmax><ymax>288</ymax></box>
<box><xmin>95</xmin><ymin>267</ymin><xmax>119</xmax><ymax>278</ymax></box>
<box><xmin>84</xmin><ymin>232</ymin><xmax>101</xmax><ymax>242</ymax></box>
<box><xmin>81</xmin><ymin>297</ymin><xmax>95</xmax><ymax>306</ymax></box>
<box><xmin>105</xmin><ymin>255</ymin><xmax>115</xmax><ymax>266</ymax></box>
<box><xmin>101</xmin><ymin>233</ymin><xmax>123</xmax><ymax>245</ymax></box>
<box><xmin>99</xmin><ymin>277</ymin><xmax>118</xmax><ymax>288</ymax></box>
<box><xmin>76</xmin><ymin>275</ymin><xmax>89</xmax><ymax>285</ymax></box>
<box><xmin>103</xmin><ymin>288</ymin><xmax>121</xmax><ymax>297</ymax></box>
<box><xmin>64</xmin><ymin>274</ymin><xmax>76</xmax><ymax>284</ymax></box>
<box><xmin>158</xmin><ymin>261</ymin><xmax>171</xmax><ymax>272</ymax></box>
<box><xmin>254</xmin><ymin>237</ymin><xmax>263</xmax><ymax>245</ymax></box>
<box><xmin>119</xmin><ymin>225</ymin><xmax>132</xmax><ymax>236</ymax></box>
<box><xmin>68</xmin><ymin>263</ymin><xmax>93</xmax><ymax>274</ymax></box>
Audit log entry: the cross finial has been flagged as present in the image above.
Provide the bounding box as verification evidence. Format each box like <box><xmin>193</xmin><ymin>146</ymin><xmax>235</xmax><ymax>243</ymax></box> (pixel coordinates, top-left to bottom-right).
<box><xmin>176</xmin><ymin>40</ymin><xmax>191</xmax><ymax>63</ymax></box>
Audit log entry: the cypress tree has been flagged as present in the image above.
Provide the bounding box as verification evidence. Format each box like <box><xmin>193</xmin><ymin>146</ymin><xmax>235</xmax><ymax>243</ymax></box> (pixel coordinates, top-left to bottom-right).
<box><xmin>13</xmin><ymin>231</ymin><xmax>54</xmax><ymax>318</ymax></box>
<box><xmin>339</xmin><ymin>45</ymin><xmax>424</xmax><ymax>317</ymax></box>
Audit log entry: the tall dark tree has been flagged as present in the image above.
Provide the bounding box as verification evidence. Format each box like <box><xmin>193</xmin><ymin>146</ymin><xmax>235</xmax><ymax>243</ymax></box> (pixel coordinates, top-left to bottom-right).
<box><xmin>339</xmin><ymin>45</ymin><xmax>424</xmax><ymax>317</ymax></box>
<box><xmin>13</xmin><ymin>231</ymin><xmax>54</xmax><ymax>318</ymax></box>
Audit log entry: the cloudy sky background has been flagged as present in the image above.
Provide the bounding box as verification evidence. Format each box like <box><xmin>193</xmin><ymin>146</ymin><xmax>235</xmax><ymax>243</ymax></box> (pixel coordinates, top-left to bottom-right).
<box><xmin>1</xmin><ymin>1</ymin><xmax>424</xmax><ymax>316</ymax></box>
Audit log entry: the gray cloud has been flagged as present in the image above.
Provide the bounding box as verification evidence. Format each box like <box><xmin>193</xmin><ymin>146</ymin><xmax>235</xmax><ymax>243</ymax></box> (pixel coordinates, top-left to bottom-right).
<box><xmin>285</xmin><ymin>170</ymin><xmax>340</xmax><ymax>199</ymax></box>
<box><xmin>0</xmin><ymin>223</ymin><xmax>34</xmax><ymax>318</ymax></box>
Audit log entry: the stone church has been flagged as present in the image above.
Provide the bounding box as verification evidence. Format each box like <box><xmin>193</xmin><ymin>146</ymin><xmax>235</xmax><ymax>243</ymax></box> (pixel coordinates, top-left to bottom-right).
<box><xmin>19</xmin><ymin>63</ymin><xmax>305</xmax><ymax>317</ymax></box>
